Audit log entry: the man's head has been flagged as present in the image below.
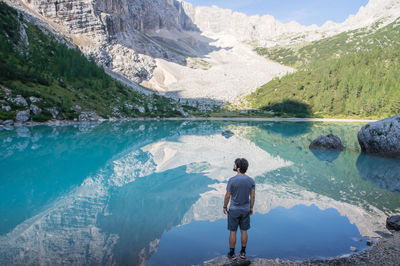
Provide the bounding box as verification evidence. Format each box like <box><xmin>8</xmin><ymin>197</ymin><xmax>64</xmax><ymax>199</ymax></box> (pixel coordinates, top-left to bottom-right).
<box><xmin>233</xmin><ymin>158</ymin><xmax>249</xmax><ymax>174</ymax></box>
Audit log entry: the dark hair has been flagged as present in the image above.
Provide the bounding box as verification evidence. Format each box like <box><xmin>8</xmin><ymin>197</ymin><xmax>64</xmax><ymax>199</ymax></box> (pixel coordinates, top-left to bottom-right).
<box><xmin>234</xmin><ymin>158</ymin><xmax>249</xmax><ymax>173</ymax></box>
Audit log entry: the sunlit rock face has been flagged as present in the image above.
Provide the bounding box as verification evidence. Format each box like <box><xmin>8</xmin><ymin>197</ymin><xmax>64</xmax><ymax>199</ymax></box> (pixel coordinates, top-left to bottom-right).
<box><xmin>13</xmin><ymin>0</ymin><xmax>203</xmax><ymax>84</ymax></box>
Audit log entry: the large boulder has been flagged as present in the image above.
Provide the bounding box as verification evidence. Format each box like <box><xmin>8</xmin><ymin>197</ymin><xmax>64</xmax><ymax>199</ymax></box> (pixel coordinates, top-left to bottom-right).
<box><xmin>309</xmin><ymin>134</ymin><xmax>344</xmax><ymax>150</ymax></box>
<box><xmin>15</xmin><ymin>110</ymin><xmax>30</xmax><ymax>123</ymax></box>
<box><xmin>358</xmin><ymin>115</ymin><xmax>400</xmax><ymax>157</ymax></box>
<box><xmin>386</xmin><ymin>215</ymin><xmax>400</xmax><ymax>231</ymax></box>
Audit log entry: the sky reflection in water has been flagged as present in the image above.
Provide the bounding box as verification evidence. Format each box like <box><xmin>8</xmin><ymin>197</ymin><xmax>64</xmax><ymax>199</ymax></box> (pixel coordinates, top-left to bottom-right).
<box><xmin>0</xmin><ymin>121</ymin><xmax>399</xmax><ymax>265</ymax></box>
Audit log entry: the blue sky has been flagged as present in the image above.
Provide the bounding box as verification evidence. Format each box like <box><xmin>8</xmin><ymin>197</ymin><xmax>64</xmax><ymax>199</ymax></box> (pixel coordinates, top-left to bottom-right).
<box><xmin>184</xmin><ymin>0</ymin><xmax>369</xmax><ymax>26</ymax></box>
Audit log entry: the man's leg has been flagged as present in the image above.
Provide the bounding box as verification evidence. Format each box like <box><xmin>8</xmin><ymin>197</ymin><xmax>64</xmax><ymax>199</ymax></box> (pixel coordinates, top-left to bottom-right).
<box><xmin>229</xmin><ymin>230</ymin><xmax>236</xmax><ymax>249</ymax></box>
<box><xmin>228</xmin><ymin>210</ymin><xmax>239</xmax><ymax>259</ymax></box>
<box><xmin>239</xmin><ymin>210</ymin><xmax>250</xmax><ymax>258</ymax></box>
<box><xmin>240</xmin><ymin>230</ymin><xmax>248</xmax><ymax>247</ymax></box>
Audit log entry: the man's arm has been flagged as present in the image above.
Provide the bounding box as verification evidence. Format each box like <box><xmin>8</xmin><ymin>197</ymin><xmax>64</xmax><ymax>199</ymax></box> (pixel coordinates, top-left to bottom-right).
<box><xmin>223</xmin><ymin>191</ymin><xmax>231</xmax><ymax>215</ymax></box>
<box><xmin>250</xmin><ymin>188</ymin><xmax>255</xmax><ymax>215</ymax></box>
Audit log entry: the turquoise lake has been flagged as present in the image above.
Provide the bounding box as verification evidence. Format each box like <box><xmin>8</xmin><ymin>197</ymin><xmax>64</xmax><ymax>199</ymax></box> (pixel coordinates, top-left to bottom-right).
<box><xmin>0</xmin><ymin>121</ymin><xmax>399</xmax><ymax>265</ymax></box>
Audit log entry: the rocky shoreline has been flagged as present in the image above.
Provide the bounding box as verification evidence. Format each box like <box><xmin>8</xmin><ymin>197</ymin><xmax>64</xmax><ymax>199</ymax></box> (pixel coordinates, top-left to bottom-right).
<box><xmin>253</xmin><ymin>231</ymin><xmax>400</xmax><ymax>266</ymax></box>
<box><xmin>203</xmin><ymin>231</ymin><xmax>400</xmax><ymax>266</ymax></box>
<box><xmin>0</xmin><ymin>116</ymin><xmax>377</xmax><ymax>128</ymax></box>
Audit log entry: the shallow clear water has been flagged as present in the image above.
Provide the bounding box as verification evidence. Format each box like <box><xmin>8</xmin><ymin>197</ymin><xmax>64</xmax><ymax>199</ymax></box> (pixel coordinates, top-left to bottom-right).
<box><xmin>0</xmin><ymin>121</ymin><xmax>399</xmax><ymax>265</ymax></box>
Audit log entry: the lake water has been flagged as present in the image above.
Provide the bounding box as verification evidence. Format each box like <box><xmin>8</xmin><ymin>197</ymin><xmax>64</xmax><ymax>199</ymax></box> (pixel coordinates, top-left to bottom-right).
<box><xmin>0</xmin><ymin>121</ymin><xmax>399</xmax><ymax>265</ymax></box>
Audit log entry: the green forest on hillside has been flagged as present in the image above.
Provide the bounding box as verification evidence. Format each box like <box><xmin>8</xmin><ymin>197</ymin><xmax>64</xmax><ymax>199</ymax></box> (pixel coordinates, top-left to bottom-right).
<box><xmin>0</xmin><ymin>2</ymin><xmax>187</xmax><ymax>122</ymax></box>
<box><xmin>249</xmin><ymin>19</ymin><xmax>400</xmax><ymax>118</ymax></box>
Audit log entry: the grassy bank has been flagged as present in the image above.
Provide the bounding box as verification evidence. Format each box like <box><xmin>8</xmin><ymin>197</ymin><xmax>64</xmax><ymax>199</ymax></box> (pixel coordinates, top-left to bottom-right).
<box><xmin>247</xmin><ymin>19</ymin><xmax>400</xmax><ymax>119</ymax></box>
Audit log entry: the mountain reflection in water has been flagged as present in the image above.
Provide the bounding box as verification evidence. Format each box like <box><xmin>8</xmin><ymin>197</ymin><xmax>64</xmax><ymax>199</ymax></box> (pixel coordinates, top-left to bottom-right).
<box><xmin>0</xmin><ymin>121</ymin><xmax>399</xmax><ymax>265</ymax></box>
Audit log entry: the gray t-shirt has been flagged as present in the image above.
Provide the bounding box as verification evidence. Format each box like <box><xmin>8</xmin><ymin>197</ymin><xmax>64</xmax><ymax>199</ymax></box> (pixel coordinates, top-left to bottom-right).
<box><xmin>227</xmin><ymin>174</ymin><xmax>255</xmax><ymax>211</ymax></box>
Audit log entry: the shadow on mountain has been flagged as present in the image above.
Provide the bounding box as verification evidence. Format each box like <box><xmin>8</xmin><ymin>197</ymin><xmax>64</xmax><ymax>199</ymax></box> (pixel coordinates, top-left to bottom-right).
<box><xmin>310</xmin><ymin>149</ymin><xmax>342</xmax><ymax>163</ymax></box>
<box><xmin>97</xmin><ymin>165</ymin><xmax>216</xmax><ymax>265</ymax></box>
<box><xmin>97</xmin><ymin>0</ymin><xmax>228</xmax><ymax>66</ymax></box>
<box><xmin>356</xmin><ymin>153</ymin><xmax>400</xmax><ymax>193</ymax></box>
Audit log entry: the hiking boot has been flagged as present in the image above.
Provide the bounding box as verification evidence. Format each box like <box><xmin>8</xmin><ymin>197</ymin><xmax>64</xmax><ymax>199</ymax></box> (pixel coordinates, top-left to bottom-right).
<box><xmin>227</xmin><ymin>252</ymin><xmax>237</xmax><ymax>261</ymax></box>
<box><xmin>239</xmin><ymin>251</ymin><xmax>246</xmax><ymax>259</ymax></box>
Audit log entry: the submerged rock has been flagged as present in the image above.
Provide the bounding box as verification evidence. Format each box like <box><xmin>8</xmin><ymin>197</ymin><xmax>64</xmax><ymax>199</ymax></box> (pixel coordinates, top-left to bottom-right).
<box><xmin>15</xmin><ymin>110</ymin><xmax>30</xmax><ymax>122</ymax></box>
<box><xmin>16</xmin><ymin>126</ymin><xmax>31</xmax><ymax>138</ymax></box>
<box><xmin>350</xmin><ymin>246</ymin><xmax>358</xmax><ymax>252</ymax></box>
<box><xmin>387</xmin><ymin>215</ymin><xmax>400</xmax><ymax>231</ymax></box>
<box><xmin>356</xmin><ymin>153</ymin><xmax>400</xmax><ymax>193</ymax></box>
<box><xmin>358</xmin><ymin>115</ymin><xmax>400</xmax><ymax>157</ymax></box>
<box><xmin>222</xmin><ymin>130</ymin><xmax>234</xmax><ymax>138</ymax></box>
<box><xmin>309</xmin><ymin>134</ymin><xmax>344</xmax><ymax>150</ymax></box>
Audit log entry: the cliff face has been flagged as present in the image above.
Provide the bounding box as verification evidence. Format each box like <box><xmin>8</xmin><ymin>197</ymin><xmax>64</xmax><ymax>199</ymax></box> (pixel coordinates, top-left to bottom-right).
<box><xmin>11</xmin><ymin>0</ymin><xmax>205</xmax><ymax>84</ymax></box>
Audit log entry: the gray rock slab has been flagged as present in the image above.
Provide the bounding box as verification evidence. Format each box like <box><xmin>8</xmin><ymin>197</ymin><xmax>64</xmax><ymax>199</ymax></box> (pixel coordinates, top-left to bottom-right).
<box><xmin>15</xmin><ymin>110</ymin><xmax>30</xmax><ymax>123</ymax></box>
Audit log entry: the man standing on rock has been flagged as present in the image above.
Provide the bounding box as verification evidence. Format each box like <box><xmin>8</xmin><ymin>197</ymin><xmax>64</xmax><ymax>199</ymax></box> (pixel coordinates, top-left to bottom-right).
<box><xmin>223</xmin><ymin>158</ymin><xmax>255</xmax><ymax>260</ymax></box>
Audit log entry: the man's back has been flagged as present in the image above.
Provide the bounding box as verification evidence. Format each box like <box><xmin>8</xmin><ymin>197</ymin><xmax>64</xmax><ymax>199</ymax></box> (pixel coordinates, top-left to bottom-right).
<box><xmin>227</xmin><ymin>174</ymin><xmax>255</xmax><ymax>211</ymax></box>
